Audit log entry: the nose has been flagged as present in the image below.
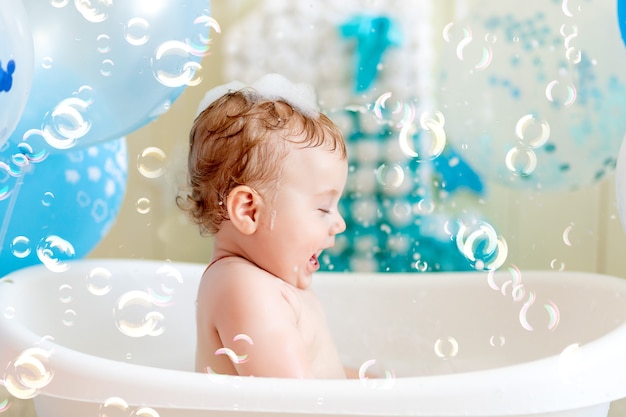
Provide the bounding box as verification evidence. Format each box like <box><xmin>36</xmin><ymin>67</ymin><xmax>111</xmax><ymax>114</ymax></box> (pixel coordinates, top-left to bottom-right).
<box><xmin>331</xmin><ymin>211</ymin><xmax>346</xmax><ymax>235</ymax></box>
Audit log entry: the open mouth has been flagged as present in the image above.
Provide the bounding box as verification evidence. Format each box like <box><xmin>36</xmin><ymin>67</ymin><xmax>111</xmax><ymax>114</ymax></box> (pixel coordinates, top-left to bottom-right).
<box><xmin>309</xmin><ymin>253</ymin><xmax>320</xmax><ymax>268</ymax></box>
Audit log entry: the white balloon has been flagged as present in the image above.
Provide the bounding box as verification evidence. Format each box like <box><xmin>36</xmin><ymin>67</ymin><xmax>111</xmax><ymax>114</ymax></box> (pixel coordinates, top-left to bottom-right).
<box><xmin>0</xmin><ymin>0</ymin><xmax>34</xmax><ymax>147</ymax></box>
<box><xmin>439</xmin><ymin>0</ymin><xmax>626</xmax><ymax>191</ymax></box>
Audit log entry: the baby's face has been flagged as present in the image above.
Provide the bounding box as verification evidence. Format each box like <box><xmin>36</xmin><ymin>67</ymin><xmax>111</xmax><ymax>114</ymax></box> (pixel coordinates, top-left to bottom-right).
<box><xmin>253</xmin><ymin>143</ymin><xmax>348</xmax><ymax>289</ymax></box>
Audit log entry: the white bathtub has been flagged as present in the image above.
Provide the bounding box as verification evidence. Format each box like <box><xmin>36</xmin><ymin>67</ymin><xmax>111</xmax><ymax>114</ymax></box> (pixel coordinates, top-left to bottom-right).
<box><xmin>1</xmin><ymin>259</ymin><xmax>626</xmax><ymax>417</ymax></box>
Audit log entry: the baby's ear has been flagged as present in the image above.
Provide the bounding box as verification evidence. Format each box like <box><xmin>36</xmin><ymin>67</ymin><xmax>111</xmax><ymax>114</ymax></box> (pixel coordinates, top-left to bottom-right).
<box><xmin>226</xmin><ymin>186</ymin><xmax>261</xmax><ymax>235</ymax></box>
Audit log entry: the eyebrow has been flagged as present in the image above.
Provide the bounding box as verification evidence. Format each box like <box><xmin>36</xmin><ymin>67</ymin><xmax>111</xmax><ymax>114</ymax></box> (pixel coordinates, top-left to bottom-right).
<box><xmin>315</xmin><ymin>189</ymin><xmax>341</xmax><ymax>198</ymax></box>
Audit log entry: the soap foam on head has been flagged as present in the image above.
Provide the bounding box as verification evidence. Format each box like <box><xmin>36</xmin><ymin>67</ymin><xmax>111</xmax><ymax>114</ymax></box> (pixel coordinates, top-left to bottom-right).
<box><xmin>197</xmin><ymin>73</ymin><xmax>320</xmax><ymax>118</ymax></box>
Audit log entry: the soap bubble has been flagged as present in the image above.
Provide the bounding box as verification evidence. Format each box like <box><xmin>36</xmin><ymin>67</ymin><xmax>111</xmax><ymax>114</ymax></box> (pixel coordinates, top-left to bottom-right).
<box><xmin>58</xmin><ymin>283</ymin><xmax>73</xmax><ymax>304</ymax></box>
<box><xmin>434</xmin><ymin>336</ymin><xmax>459</xmax><ymax>360</ymax></box>
<box><xmin>36</xmin><ymin>235</ymin><xmax>75</xmax><ymax>273</ymax></box>
<box><xmin>455</xmin><ymin>220</ymin><xmax>508</xmax><ymax>270</ymax></box>
<box><xmin>137</xmin><ymin>147</ymin><xmax>167</xmax><ymax>179</ymax></box>
<box><xmin>0</xmin><ymin>396</ymin><xmax>12</xmax><ymax>413</ymax></box>
<box><xmin>3</xmin><ymin>347</ymin><xmax>54</xmax><ymax>399</ymax></box>
<box><xmin>113</xmin><ymin>291</ymin><xmax>165</xmax><ymax>338</ymax></box>
<box><xmin>148</xmin><ymin>264</ymin><xmax>183</xmax><ymax>307</ymax></box>
<box><xmin>131</xmin><ymin>407</ymin><xmax>160</xmax><ymax>417</ymax></box>
<box><xmin>358</xmin><ymin>359</ymin><xmax>396</xmax><ymax>390</ymax></box>
<box><xmin>99</xmin><ymin>397</ymin><xmax>129</xmax><ymax>417</ymax></box>
<box><xmin>86</xmin><ymin>267</ymin><xmax>113</xmax><ymax>296</ymax></box>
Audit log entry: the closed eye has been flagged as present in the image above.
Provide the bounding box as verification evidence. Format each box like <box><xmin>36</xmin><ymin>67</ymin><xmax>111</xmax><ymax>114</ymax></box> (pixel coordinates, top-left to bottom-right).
<box><xmin>318</xmin><ymin>208</ymin><xmax>331</xmax><ymax>214</ymax></box>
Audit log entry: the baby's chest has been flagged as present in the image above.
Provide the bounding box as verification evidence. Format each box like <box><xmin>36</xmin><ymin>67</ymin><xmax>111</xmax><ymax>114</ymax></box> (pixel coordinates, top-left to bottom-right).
<box><xmin>292</xmin><ymin>292</ymin><xmax>332</xmax><ymax>349</ymax></box>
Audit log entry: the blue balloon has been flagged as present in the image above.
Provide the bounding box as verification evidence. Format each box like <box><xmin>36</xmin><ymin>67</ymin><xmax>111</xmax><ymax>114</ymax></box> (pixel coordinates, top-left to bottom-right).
<box><xmin>0</xmin><ymin>0</ymin><xmax>34</xmax><ymax>147</ymax></box>
<box><xmin>9</xmin><ymin>0</ymin><xmax>214</xmax><ymax>153</ymax></box>
<box><xmin>0</xmin><ymin>138</ymin><xmax>128</xmax><ymax>277</ymax></box>
<box><xmin>617</xmin><ymin>0</ymin><xmax>626</xmax><ymax>45</ymax></box>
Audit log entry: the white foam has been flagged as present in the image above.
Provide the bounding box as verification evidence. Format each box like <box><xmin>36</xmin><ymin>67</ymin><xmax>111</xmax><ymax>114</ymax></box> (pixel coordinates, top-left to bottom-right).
<box><xmin>196</xmin><ymin>80</ymin><xmax>246</xmax><ymax>116</ymax></box>
<box><xmin>250</xmin><ymin>73</ymin><xmax>319</xmax><ymax>117</ymax></box>
<box><xmin>196</xmin><ymin>73</ymin><xmax>319</xmax><ymax>118</ymax></box>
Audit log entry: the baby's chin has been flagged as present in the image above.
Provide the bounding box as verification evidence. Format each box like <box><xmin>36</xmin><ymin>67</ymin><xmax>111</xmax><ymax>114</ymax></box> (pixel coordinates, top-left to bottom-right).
<box><xmin>287</xmin><ymin>263</ymin><xmax>315</xmax><ymax>290</ymax></box>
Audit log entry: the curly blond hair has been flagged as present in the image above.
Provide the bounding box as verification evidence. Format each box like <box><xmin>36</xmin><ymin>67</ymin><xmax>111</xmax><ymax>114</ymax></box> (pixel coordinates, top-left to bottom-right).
<box><xmin>177</xmin><ymin>89</ymin><xmax>346</xmax><ymax>236</ymax></box>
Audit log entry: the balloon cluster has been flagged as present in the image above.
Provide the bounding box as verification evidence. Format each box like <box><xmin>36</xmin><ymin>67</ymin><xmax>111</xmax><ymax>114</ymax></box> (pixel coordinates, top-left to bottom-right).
<box><xmin>0</xmin><ymin>0</ymin><xmax>213</xmax><ymax>276</ymax></box>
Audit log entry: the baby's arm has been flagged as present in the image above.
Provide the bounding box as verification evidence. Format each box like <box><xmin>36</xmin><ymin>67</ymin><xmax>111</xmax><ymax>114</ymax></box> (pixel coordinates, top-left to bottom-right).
<box><xmin>212</xmin><ymin>271</ymin><xmax>313</xmax><ymax>378</ymax></box>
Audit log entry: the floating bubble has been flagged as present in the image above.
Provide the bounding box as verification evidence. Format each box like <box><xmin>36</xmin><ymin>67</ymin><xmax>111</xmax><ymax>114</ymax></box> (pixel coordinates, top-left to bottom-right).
<box><xmin>559</xmin><ymin>23</ymin><xmax>579</xmax><ymax>46</ymax></box>
<box><xmin>456</xmin><ymin>221</ymin><xmax>508</xmax><ymax>270</ymax></box>
<box><xmin>358</xmin><ymin>359</ymin><xmax>395</xmax><ymax>390</ymax></box>
<box><xmin>204</xmin><ymin>366</ymin><xmax>229</xmax><ymax>384</ymax></box>
<box><xmin>550</xmin><ymin>258</ymin><xmax>566</xmax><ymax>271</ymax></box>
<box><xmin>562</xmin><ymin>223</ymin><xmax>574</xmax><ymax>246</ymax></box>
<box><xmin>96</xmin><ymin>34</ymin><xmax>111</xmax><ymax>54</ymax></box>
<box><xmin>515</xmin><ymin>114</ymin><xmax>550</xmax><ymax>148</ymax></box>
<box><xmin>114</xmin><ymin>291</ymin><xmax>164</xmax><ymax>338</ymax></box>
<box><xmin>4</xmin><ymin>347</ymin><xmax>54</xmax><ymax>399</ymax></box>
<box><xmin>124</xmin><ymin>17</ymin><xmax>150</xmax><ymax>46</ymax></box>
<box><xmin>10</xmin><ymin>236</ymin><xmax>31</xmax><ymax>259</ymax></box>
<box><xmin>41</xmin><ymin>56</ymin><xmax>53</xmax><ymax>70</ymax></box>
<box><xmin>214</xmin><ymin>348</ymin><xmax>248</xmax><ymax>364</ymax></box>
<box><xmin>41</xmin><ymin>191</ymin><xmax>55</xmax><ymax>207</ymax></box>
<box><xmin>561</xmin><ymin>0</ymin><xmax>584</xmax><ymax>17</ymax></box>
<box><xmin>41</xmin><ymin>97</ymin><xmax>92</xmax><ymax>150</ymax></box>
<box><xmin>519</xmin><ymin>292</ymin><xmax>537</xmax><ymax>331</ymax></box>
<box><xmin>545</xmin><ymin>79</ymin><xmax>577</xmax><ymax>107</ymax></box>
<box><xmin>131</xmin><ymin>407</ymin><xmax>160</xmax><ymax>417</ymax></box>
<box><xmin>58</xmin><ymin>284</ymin><xmax>73</xmax><ymax>303</ymax></box>
<box><xmin>36</xmin><ymin>235</ymin><xmax>75</xmax><ymax>272</ymax></box>
<box><xmin>233</xmin><ymin>334</ymin><xmax>254</xmax><ymax>345</ymax></box>
<box><xmin>372</xmin><ymin>93</ymin><xmax>416</xmax><ymax>127</ymax></box>
<box><xmin>442</xmin><ymin>23</ymin><xmax>493</xmax><ymax>71</ymax></box>
<box><xmin>511</xmin><ymin>283</ymin><xmax>526</xmax><ymax>302</ymax></box>
<box><xmin>136</xmin><ymin>197</ymin><xmax>151</xmax><ymax>214</ymax></box>
<box><xmin>16</xmin><ymin>141</ymin><xmax>46</xmax><ymax>163</ymax></box>
<box><xmin>99</xmin><ymin>396</ymin><xmax>129</xmax><ymax>417</ymax></box>
<box><xmin>62</xmin><ymin>309</ymin><xmax>76</xmax><ymax>327</ymax></box>
<box><xmin>151</xmin><ymin>41</ymin><xmax>202</xmax><ymax>88</ymax></box>
<box><xmin>565</xmin><ymin>46</ymin><xmax>582</xmax><ymax>64</ymax></box>
<box><xmin>188</xmin><ymin>14</ymin><xmax>221</xmax><ymax>57</ymax></box>
<box><xmin>137</xmin><ymin>147</ymin><xmax>166</xmax><ymax>179</ymax></box>
<box><xmin>74</xmin><ymin>0</ymin><xmax>110</xmax><ymax>23</ymax></box>
<box><xmin>489</xmin><ymin>335</ymin><xmax>506</xmax><ymax>347</ymax></box>
<box><xmin>0</xmin><ymin>397</ymin><xmax>12</xmax><ymax>413</ymax></box>
<box><xmin>545</xmin><ymin>301</ymin><xmax>560</xmax><ymax>331</ymax></box>
<box><xmin>505</xmin><ymin>146</ymin><xmax>537</xmax><ymax>176</ymax></box>
<box><xmin>414</xmin><ymin>259</ymin><xmax>428</xmax><ymax>272</ymax></box>
<box><xmin>148</xmin><ymin>264</ymin><xmax>183</xmax><ymax>306</ymax></box>
<box><xmin>487</xmin><ymin>266</ymin><xmax>522</xmax><ymax>292</ymax></box>
<box><xmin>434</xmin><ymin>336</ymin><xmax>459</xmax><ymax>359</ymax></box>
<box><xmin>50</xmin><ymin>0</ymin><xmax>69</xmax><ymax>8</ymax></box>
<box><xmin>398</xmin><ymin>111</ymin><xmax>446</xmax><ymax>161</ymax></box>
<box><xmin>415</xmin><ymin>199</ymin><xmax>436</xmax><ymax>216</ymax></box>
<box><xmin>100</xmin><ymin>59</ymin><xmax>115</xmax><ymax>77</ymax></box>
<box><xmin>374</xmin><ymin>163</ymin><xmax>405</xmax><ymax>189</ymax></box>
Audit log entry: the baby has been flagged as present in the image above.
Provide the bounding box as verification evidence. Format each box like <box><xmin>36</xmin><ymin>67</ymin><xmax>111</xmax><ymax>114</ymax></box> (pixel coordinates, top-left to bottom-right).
<box><xmin>178</xmin><ymin>74</ymin><xmax>350</xmax><ymax>378</ymax></box>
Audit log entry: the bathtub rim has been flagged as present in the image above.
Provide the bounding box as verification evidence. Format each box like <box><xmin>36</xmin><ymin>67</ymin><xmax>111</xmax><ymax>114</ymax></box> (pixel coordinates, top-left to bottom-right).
<box><xmin>1</xmin><ymin>259</ymin><xmax>626</xmax><ymax>416</ymax></box>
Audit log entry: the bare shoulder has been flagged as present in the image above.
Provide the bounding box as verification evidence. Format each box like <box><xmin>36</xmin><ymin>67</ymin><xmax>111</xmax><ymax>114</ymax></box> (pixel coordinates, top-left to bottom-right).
<box><xmin>197</xmin><ymin>257</ymin><xmax>298</xmax><ymax>319</ymax></box>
